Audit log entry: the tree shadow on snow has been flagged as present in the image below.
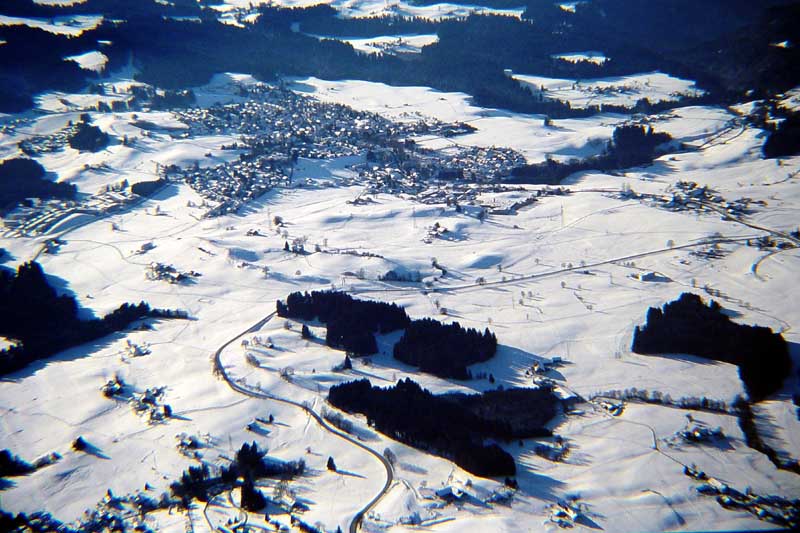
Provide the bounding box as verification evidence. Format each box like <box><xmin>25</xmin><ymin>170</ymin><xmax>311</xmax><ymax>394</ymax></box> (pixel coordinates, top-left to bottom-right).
<box><xmin>335</xmin><ymin>468</ymin><xmax>366</xmax><ymax>479</ymax></box>
<box><xmin>78</xmin><ymin>439</ymin><xmax>111</xmax><ymax>460</ymax></box>
<box><xmin>0</xmin><ymin>330</ymin><xmax>131</xmax><ymax>383</ymax></box>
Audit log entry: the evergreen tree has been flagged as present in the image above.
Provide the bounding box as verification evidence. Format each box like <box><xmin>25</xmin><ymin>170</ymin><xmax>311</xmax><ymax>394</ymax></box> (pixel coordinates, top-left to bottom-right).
<box><xmin>240</xmin><ymin>478</ymin><xmax>266</xmax><ymax>512</ymax></box>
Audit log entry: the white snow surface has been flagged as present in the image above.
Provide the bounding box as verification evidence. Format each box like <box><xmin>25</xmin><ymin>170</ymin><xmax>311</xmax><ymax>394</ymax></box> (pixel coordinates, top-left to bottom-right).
<box><xmin>64</xmin><ymin>50</ymin><xmax>108</xmax><ymax>72</ymax></box>
<box><xmin>210</xmin><ymin>0</ymin><xmax>524</xmax><ymax>20</ymax></box>
<box><xmin>0</xmin><ymin>73</ymin><xmax>799</xmax><ymax>533</ymax></box>
<box><xmin>316</xmin><ymin>34</ymin><xmax>440</xmax><ymax>55</ymax></box>
<box><xmin>514</xmin><ymin>71</ymin><xmax>704</xmax><ymax>109</ymax></box>
<box><xmin>0</xmin><ymin>14</ymin><xmax>102</xmax><ymax>36</ymax></box>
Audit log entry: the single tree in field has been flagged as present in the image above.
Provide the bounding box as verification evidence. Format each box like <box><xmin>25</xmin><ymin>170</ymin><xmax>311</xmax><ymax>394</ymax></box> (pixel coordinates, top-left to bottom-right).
<box><xmin>326</xmin><ymin>456</ymin><xmax>337</xmax><ymax>472</ymax></box>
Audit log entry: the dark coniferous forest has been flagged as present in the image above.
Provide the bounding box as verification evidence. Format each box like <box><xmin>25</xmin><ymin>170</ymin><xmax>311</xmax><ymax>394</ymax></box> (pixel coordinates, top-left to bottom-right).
<box><xmin>277</xmin><ymin>290</ymin><xmax>409</xmax><ymax>355</ymax></box>
<box><xmin>509</xmin><ymin>125</ymin><xmax>673</xmax><ymax>184</ymax></box>
<box><xmin>0</xmin><ymin>261</ymin><xmax>180</xmax><ymax>376</ymax></box>
<box><xmin>277</xmin><ymin>291</ymin><xmax>498</xmax><ymax>376</ymax></box>
<box><xmin>328</xmin><ymin>378</ymin><xmax>558</xmax><ymax>477</ymax></box>
<box><xmin>631</xmin><ymin>293</ymin><xmax>791</xmax><ymax>401</ymax></box>
<box><xmin>393</xmin><ymin>318</ymin><xmax>497</xmax><ymax>379</ymax></box>
<box><xmin>67</xmin><ymin>115</ymin><xmax>110</xmax><ymax>152</ymax></box>
<box><xmin>762</xmin><ymin>111</ymin><xmax>800</xmax><ymax>159</ymax></box>
<box><xmin>0</xmin><ymin>158</ymin><xmax>77</xmax><ymax>213</ymax></box>
<box><xmin>1</xmin><ymin>0</ymin><xmax>798</xmax><ymax>119</ymax></box>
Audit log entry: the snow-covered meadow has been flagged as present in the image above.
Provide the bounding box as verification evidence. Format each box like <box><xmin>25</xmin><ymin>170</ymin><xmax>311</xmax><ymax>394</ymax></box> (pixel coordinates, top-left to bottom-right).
<box><xmin>1</xmin><ymin>65</ymin><xmax>799</xmax><ymax>533</ymax></box>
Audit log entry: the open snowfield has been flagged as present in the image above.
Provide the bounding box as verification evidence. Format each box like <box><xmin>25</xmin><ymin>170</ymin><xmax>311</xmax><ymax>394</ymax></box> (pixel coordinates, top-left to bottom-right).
<box><xmin>0</xmin><ymin>14</ymin><xmax>102</xmax><ymax>36</ymax></box>
<box><xmin>1</xmin><ymin>69</ymin><xmax>799</xmax><ymax>533</ymax></box>
<box><xmin>314</xmin><ymin>34</ymin><xmax>440</xmax><ymax>56</ymax></box>
<box><xmin>514</xmin><ymin>71</ymin><xmax>704</xmax><ymax>109</ymax></box>
<box><xmin>210</xmin><ymin>0</ymin><xmax>524</xmax><ymax>20</ymax></box>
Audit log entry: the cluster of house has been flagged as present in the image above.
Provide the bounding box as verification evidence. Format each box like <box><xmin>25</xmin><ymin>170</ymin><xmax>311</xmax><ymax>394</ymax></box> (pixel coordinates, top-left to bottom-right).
<box><xmin>173</xmin><ymin>156</ymin><xmax>288</xmax><ymax>217</ymax></box>
<box><xmin>4</xmin><ymin>188</ymin><xmax>139</xmax><ymax>238</ymax></box>
<box><xmin>593</xmin><ymin>396</ymin><xmax>625</xmax><ymax>416</ymax></box>
<box><xmin>101</xmin><ymin>375</ymin><xmax>126</xmax><ymax>398</ymax></box>
<box><xmin>547</xmin><ymin>498</ymin><xmax>587</xmax><ymax>528</ymax></box>
<box><xmin>679</xmin><ymin>422</ymin><xmax>724</xmax><ymax>443</ymax></box>
<box><xmin>357</xmin><ymin>144</ymin><xmax>526</xmax><ymax>194</ymax></box>
<box><xmin>685</xmin><ymin>465</ymin><xmax>798</xmax><ymax>527</ymax></box>
<box><xmin>124</xmin><ymin>339</ymin><xmax>151</xmax><ymax>358</ymax></box>
<box><xmin>166</xmin><ymin>82</ymin><xmax>534</xmax><ymax>216</ymax></box>
<box><xmin>145</xmin><ymin>262</ymin><xmax>199</xmax><ymax>284</ymax></box>
<box><xmin>130</xmin><ymin>386</ymin><xmax>171</xmax><ymax>424</ymax></box>
<box><xmin>17</xmin><ymin>121</ymin><xmax>82</xmax><ymax>156</ymax></box>
<box><xmin>658</xmin><ymin>180</ymin><xmax>763</xmax><ymax>217</ymax></box>
<box><xmin>534</xmin><ymin>437</ymin><xmax>570</xmax><ymax>462</ymax></box>
<box><xmin>79</xmin><ymin>489</ymin><xmax>163</xmax><ymax>533</ymax></box>
<box><xmin>0</xmin><ymin>117</ymin><xmax>31</xmax><ymax>136</ymax></box>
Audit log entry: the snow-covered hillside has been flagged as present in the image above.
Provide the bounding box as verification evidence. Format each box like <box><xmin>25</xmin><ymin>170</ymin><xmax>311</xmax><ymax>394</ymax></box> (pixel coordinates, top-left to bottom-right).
<box><xmin>1</xmin><ymin>62</ymin><xmax>799</xmax><ymax>533</ymax></box>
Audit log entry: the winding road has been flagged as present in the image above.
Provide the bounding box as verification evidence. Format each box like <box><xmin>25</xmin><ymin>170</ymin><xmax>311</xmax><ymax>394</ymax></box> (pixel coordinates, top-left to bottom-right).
<box><xmin>212</xmin><ymin>311</ymin><xmax>393</xmax><ymax>533</ymax></box>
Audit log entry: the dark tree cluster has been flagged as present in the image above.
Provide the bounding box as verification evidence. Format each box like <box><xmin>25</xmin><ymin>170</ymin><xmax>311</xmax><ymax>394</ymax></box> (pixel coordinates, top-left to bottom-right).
<box><xmin>169</xmin><ymin>463</ymin><xmax>212</xmax><ymax>504</ymax></box>
<box><xmin>231</xmin><ymin>441</ymin><xmax>305</xmax><ymax>481</ymax></box>
<box><xmin>0</xmin><ymin>158</ymin><xmax>76</xmax><ymax>213</ymax></box>
<box><xmin>0</xmin><ymin>262</ymin><xmax>166</xmax><ymax>376</ymax></box>
<box><xmin>130</xmin><ymin>178</ymin><xmax>168</xmax><ymax>197</ymax></box>
<box><xmin>508</xmin><ymin>125</ymin><xmax>673</xmax><ymax>184</ymax></box>
<box><xmin>150</xmin><ymin>89</ymin><xmax>196</xmax><ymax>110</ymax></box>
<box><xmin>1</xmin><ymin>0</ymin><xmax>798</xmax><ymax>120</ymax></box>
<box><xmin>393</xmin><ymin>318</ymin><xmax>497</xmax><ymax>379</ymax></box>
<box><xmin>277</xmin><ymin>291</ymin><xmax>410</xmax><ymax>355</ymax></box>
<box><xmin>762</xmin><ymin>111</ymin><xmax>800</xmax><ymax>159</ymax></box>
<box><xmin>0</xmin><ymin>449</ymin><xmax>34</xmax><ymax>477</ymax></box>
<box><xmin>632</xmin><ymin>293</ymin><xmax>791</xmax><ymax>401</ymax></box>
<box><xmin>328</xmin><ymin>378</ymin><xmax>558</xmax><ymax>477</ymax></box>
<box><xmin>277</xmin><ymin>291</ymin><xmax>500</xmax><ymax>376</ymax></box>
<box><xmin>240</xmin><ymin>478</ymin><xmax>266</xmax><ymax>512</ymax></box>
<box><xmin>68</xmin><ymin>115</ymin><xmax>110</xmax><ymax>152</ymax></box>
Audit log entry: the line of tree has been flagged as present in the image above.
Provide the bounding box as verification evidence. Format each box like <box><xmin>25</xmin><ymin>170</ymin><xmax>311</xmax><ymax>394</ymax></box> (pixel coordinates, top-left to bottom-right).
<box><xmin>130</xmin><ymin>178</ymin><xmax>168</xmax><ymax>197</ymax></box>
<box><xmin>733</xmin><ymin>396</ymin><xmax>800</xmax><ymax>475</ymax></box>
<box><xmin>591</xmin><ymin>389</ymin><xmax>732</xmax><ymax>414</ymax></box>
<box><xmin>0</xmin><ymin>449</ymin><xmax>34</xmax><ymax>478</ymax></box>
<box><xmin>277</xmin><ymin>290</ymin><xmax>409</xmax><ymax>355</ymax></box>
<box><xmin>0</xmin><ymin>261</ymin><xmax>184</xmax><ymax>376</ymax></box>
<box><xmin>0</xmin><ymin>158</ymin><xmax>76</xmax><ymax>213</ymax></box>
<box><xmin>328</xmin><ymin>378</ymin><xmax>558</xmax><ymax>477</ymax></box>
<box><xmin>393</xmin><ymin>318</ymin><xmax>497</xmax><ymax>379</ymax></box>
<box><xmin>507</xmin><ymin>125</ymin><xmax>673</xmax><ymax>184</ymax></box>
<box><xmin>631</xmin><ymin>293</ymin><xmax>791</xmax><ymax>401</ymax></box>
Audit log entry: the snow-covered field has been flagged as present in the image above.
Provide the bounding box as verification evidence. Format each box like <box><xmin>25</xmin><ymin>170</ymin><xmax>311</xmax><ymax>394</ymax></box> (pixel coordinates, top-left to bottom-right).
<box><xmin>551</xmin><ymin>51</ymin><xmax>608</xmax><ymax>65</ymax></box>
<box><xmin>210</xmin><ymin>0</ymin><xmax>524</xmax><ymax>20</ymax></box>
<box><xmin>315</xmin><ymin>34</ymin><xmax>440</xmax><ymax>55</ymax></box>
<box><xmin>514</xmin><ymin>71</ymin><xmax>704</xmax><ymax>109</ymax></box>
<box><xmin>1</xmin><ymin>69</ymin><xmax>799</xmax><ymax>533</ymax></box>
<box><xmin>0</xmin><ymin>14</ymin><xmax>102</xmax><ymax>36</ymax></box>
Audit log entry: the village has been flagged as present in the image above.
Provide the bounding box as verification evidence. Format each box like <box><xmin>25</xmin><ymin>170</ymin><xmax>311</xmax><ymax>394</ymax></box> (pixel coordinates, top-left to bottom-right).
<box><xmin>2</xmin><ymin>80</ymin><xmax>551</xmax><ymax>232</ymax></box>
<box><xmin>167</xmin><ymin>83</ymin><xmax>534</xmax><ymax>217</ymax></box>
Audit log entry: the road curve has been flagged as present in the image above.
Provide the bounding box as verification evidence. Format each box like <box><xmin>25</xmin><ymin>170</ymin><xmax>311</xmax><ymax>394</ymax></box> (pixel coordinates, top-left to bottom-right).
<box><xmin>212</xmin><ymin>311</ymin><xmax>393</xmax><ymax>533</ymax></box>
